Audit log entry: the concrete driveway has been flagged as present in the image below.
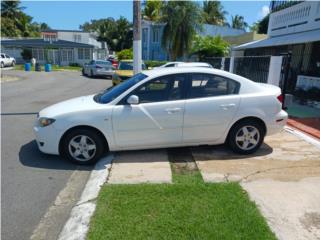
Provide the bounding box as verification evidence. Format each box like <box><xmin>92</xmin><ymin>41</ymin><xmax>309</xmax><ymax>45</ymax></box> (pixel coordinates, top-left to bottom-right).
<box><xmin>192</xmin><ymin>130</ymin><xmax>320</xmax><ymax>240</ymax></box>
<box><xmin>1</xmin><ymin>70</ymin><xmax>111</xmax><ymax>240</ymax></box>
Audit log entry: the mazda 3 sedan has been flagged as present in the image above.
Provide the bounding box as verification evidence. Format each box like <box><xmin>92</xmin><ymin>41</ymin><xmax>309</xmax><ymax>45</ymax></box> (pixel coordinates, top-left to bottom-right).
<box><xmin>34</xmin><ymin>67</ymin><xmax>287</xmax><ymax>164</ymax></box>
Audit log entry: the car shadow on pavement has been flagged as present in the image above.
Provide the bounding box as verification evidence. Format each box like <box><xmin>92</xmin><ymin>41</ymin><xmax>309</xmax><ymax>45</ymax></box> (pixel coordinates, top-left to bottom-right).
<box><xmin>191</xmin><ymin>143</ymin><xmax>274</xmax><ymax>161</ymax></box>
<box><xmin>19</xmin><ymin>140</ymin><xmax>92</xmax><ymax>171</ymax></box>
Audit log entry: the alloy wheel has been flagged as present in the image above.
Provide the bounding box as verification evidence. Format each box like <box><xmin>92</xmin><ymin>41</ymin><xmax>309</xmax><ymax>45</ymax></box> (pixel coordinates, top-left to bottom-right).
<box><xmin>68</xmin><ymin>135</ymin><xmax>97</xmax><ymax>161</ymax></box>
<box><xmin>235</xmin><ymin>125</ymin><xmax>260</xmax><ymax>151</ymax></box>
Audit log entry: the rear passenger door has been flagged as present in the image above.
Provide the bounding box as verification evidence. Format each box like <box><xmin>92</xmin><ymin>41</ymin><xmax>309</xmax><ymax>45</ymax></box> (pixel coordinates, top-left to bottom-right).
<box><xmin>183</xmin><ymin>73</ymin><xmax>241</xmax><ymax>143</ymax></box>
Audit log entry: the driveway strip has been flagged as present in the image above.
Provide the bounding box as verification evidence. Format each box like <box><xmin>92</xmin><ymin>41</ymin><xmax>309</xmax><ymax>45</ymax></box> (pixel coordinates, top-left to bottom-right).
<box><xmin>108</xmin><ymin>149</ymin><xmax>172</xmax><ymax>184</ymax></box>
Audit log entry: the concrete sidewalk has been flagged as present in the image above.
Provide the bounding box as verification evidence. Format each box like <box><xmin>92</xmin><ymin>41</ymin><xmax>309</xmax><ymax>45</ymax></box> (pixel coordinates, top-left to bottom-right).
<box><xmin>108</xmin><ymin>149</ymin><xmax>172</xmax><ymax>184</ymax></box>
<box><xmin>192</xmin><ymin>130</ymin><xmax>320</xmax><ymax>240</ymax></box>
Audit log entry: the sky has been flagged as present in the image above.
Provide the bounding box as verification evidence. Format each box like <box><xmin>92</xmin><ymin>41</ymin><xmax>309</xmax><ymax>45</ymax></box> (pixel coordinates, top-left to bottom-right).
<box><xmin>22</xmin><ymin>0</ymin><xmax>271</xmax><ymax>30</ymax></box>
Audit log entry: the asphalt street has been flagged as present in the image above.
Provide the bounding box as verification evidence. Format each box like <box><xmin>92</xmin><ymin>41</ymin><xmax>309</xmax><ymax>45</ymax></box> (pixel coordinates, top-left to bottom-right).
<box><xmin>1</xmin><ymin>70</ymin><xmax>112</xmax><ymax>240</ymax></box>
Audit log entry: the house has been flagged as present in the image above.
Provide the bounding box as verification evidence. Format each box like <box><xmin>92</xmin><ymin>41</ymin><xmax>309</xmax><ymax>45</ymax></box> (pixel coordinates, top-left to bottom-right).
<box><xmin>223</xmin><ymin>32</ymin><xmax>267</xmax><ymax>47</ymax></box>
<box><xmin>232</xmin><ymin>1</ymin><xmax>320</xmax><ymax>94</ymax></box>
<box><xmin>1</xmin><ymin>30</ymin><xmax>108</xmax><ymax>66</ymax></box>
<box><xmin>141</xmin><ymin>20</ymin><xmax>246</xmax><ymax>61</ymax></box>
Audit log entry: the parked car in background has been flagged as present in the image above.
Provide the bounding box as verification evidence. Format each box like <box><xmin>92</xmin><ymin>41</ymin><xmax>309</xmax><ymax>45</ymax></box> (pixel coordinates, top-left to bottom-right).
<box><xmin>112</xmin><ymin>59</ymin><xmax>146</xmax><ymax>85</ymax></box>
<box><xmin>0</xmin><ymin>53</ymin><xmax>16</xmax><ymax>68</ymax></box>
<box><xmin>34</xmin><ymin>67</ymin><xmax>288</xmax><ymax>164</ymax></box>
<box><xmin>107</xmin><ymin>56</ymin><xmax>118</xmax><ymax>69</ymax></box>
<box><xmin>156</xmin><ymin>62</ymin><xmax>213</xmax><ymax>68</ymax></box>
<box><xmin>82</xmin><ymin>60</ymin><xmax>115</xmax><ymax>79</ymax></box>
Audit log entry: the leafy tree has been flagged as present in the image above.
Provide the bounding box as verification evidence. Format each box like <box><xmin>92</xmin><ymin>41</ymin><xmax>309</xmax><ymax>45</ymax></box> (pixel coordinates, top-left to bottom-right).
<box><xmin>116</xmin><ymin>48</ymin><xmax>133</xmax><ymax>60</ymax></box>
<box><xmin>21</xmin><ymin>48</ymin><xmax>32</xmax><ymax>61</ymax></box>
<box><xmin>80</xmin><ymin>17</ymin><xmax>133</xmax><ymax>51</ymax></box>
<box><xmin>1</xmin><ymin>0</ymin><xmax>47</xmax><ymax>37</ymax></box>
<box><xmin>231</xmin><ymin>15</ymin><xmax>248</xmax><ymax>31</ymax></box>
<box><xmin>191</xmin><ymin>35</ymin><xmax>229</xmax><ymax>60</ymax></box>
<box><xmin>1</xmin><ymin>0</ymin><xmax>25</xmax><ymax>18</ymax></box>
<box><xmin>249</xmin><ymin>14</ymin><xmax>269</xmax><ymax>34</ymax></box>
<box><xmin>202</xmin><ymin>0</ymin><xmax>227</xmax><ymax>26</ymax></box>
<box><xmin>142</xmin><ymin>0</ymin><xmax>163</xmax><ymax>22</ymax></box>
<box><xmin>161</xmin><ymin>1</ymin><xmax>203</xmax><ymax>60</ymax></box>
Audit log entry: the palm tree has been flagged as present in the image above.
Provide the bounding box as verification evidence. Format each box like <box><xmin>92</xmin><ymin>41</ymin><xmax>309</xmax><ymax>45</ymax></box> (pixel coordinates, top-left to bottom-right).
<box><xmin>231</xmin><ymin>15</ymin><xmax>248</xmax><ymax>31</ymax></box>
<box><xmin>142</xmin><ymin>0</ymin><xmax>162</xmax><ymax>22</ymax></box>
<box><xmin>1</xmin><ymin>0</ymin><xmax>25</xmax><ymax>18</ymax></box>
<box><xmin>161</xmin><ymin>1</ymin><xmax>202</xmax><ymax>60</ymax></box>
<box><xmin>202</xmin><ymin>0</ymin><xmax>228</xmax><ymax>26</ymax></box>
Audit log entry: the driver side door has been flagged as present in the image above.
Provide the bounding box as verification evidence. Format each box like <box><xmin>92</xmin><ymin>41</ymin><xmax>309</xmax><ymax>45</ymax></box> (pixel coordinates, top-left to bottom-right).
<box><xmin>112</xmin><ymin>74</ymin><xmax>186</xmax><ymax>149</ymax></box>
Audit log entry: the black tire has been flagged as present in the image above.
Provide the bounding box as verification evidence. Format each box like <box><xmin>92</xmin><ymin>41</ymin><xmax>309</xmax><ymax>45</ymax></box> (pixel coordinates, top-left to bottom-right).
<box><xmin>12</xmin><ymin>61</ymin><xmax>15</xmax><ymax>67</ymax></box>
<box><xmin>228</xmin><ymin>119</ymin><xmax>265</xmax><ymax>154</ymax></box>
<box><xmin>61</xmin><ymin>128</ymin><xmax>106</xmax><ymax>165</ymax></box>
<box><xmin>0</xmin><ymin>62</ymin><xmax>4</xmax><ymax>68</ymax></box>
<box><xmin>90</xmin><ymin>70</ymin><xmax>94</xmax><ymax>78</ymax></box>
<box><xmin>82</xmin><ymin>68</ymin><xmax>86</xmax><ymax>76</ymax></box>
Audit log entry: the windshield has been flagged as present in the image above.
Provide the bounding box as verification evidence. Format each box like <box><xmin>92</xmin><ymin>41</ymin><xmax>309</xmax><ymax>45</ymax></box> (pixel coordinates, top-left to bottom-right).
<box><xmin>118</xmin><ymin>61</ymin><xmax>146</xmax><ymax>70</ymax></box>
<box><xmin>96</xmin><ymin>61</ymin><xmax>112</xmax><ymax>66</ymax></box>
<box><xmin>94</xmin><ymin>73</ymin><xmax>148</xmax><ymax>104</ymax></box>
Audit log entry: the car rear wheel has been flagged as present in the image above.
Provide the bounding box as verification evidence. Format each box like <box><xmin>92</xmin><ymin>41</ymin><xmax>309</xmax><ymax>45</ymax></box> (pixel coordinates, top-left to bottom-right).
<box><xmin>228</xmin><ymin>120</ymin><xmax>264</xmax><ymax>154</ymax></box>
<box><xmin>1</xmin><ymin>62</ymin><xmax>4</xmax><ymax>68</ymax></box>
<box><xmin>90</xmin><ymin>70</ymin><xmax>94</xmax><ymax>78</ymax></box>
<box><xmin>62</xmin><ymin>129</ymin><xmax>105</xmax><ymax>165</ymax></box>
<box><xmin>82</xmin><ymin>68</ymin><xmax>86</xmax><ymax>76</ymax></box>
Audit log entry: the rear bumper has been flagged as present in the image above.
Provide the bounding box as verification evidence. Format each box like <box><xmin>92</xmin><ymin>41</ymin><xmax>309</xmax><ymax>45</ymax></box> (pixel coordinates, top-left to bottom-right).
<box><xmin>95</xmin><ymin>70</ymin><xmax>114</xmax><ymax>78</ymax></box>
<box><xmin>267</xmin><ymin>110</ymin><xmax>288</xmax><ymax>135</ymax></box>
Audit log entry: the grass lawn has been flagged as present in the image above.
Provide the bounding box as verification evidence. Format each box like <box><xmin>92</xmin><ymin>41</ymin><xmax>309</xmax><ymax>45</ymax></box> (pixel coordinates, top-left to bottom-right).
<box><xmin>14</xmin><ymin>64</ymin><xmax>81</xmax><ymax>71</ymax></box>
<box><xmin>87</xmin><ymin>162</ymin><xmax>275</xmax><ymax>240</ymax></box>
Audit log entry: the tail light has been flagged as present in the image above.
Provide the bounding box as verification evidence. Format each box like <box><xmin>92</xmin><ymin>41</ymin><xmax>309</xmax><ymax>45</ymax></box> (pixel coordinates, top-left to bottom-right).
<box><xmin>96</xmin><ymin>65</ymin><xmax>103</xmax><ymax>69</ymax></box>
<box><xmin>277</xmin><ymin>94</ymin><xmax>283</xmax><ymax>104</ymax></box>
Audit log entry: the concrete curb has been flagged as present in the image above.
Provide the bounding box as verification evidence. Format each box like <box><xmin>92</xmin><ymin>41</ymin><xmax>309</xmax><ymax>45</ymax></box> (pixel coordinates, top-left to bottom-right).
<box><xmin>285</xmin><ymin>126</ymin><xmax>320</xmax><ymax>149</ymax></box>
<box><xmin>58</xmin><ymin>154</ymin><xmax>113</xmax><ymax>240</ymax></box>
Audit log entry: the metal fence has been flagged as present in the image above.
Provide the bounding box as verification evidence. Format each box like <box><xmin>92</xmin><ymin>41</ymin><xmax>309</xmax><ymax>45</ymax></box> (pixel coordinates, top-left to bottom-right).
<box><xmin>233</xmin><ymin>56</ymin><xmax>271</xmax><ymax>83</ymax></box>
<box><xmin>204</xmin><ymin>57</ymin><xmax>230</xmax><ymax>71</ymax></box>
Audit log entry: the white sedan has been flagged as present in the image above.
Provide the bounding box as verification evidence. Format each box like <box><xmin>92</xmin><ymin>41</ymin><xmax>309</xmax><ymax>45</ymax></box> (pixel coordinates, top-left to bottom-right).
<box><xmin>34</xmin><ymin>67</ymin><xmax>287</xmax><ymax>164</ymax></box>
<box><xmin>157</xmin><ymin>62</ymin><xmax>213</xmax><ymax>68</ymax></box>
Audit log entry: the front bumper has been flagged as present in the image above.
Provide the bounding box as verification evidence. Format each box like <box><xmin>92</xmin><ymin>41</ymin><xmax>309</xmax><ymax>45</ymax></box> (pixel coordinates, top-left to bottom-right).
<box><xmin>33</xmin><ymin>124</ymin><xmax>63</xmax><ymax>155</ymax></box>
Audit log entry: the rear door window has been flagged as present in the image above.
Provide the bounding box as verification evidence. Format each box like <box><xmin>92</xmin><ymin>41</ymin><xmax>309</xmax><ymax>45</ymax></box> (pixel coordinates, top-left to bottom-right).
<box><xmin>187</xmin><ymin>73</ymin><xmax>240</xmax><ymax>99</ymax></box>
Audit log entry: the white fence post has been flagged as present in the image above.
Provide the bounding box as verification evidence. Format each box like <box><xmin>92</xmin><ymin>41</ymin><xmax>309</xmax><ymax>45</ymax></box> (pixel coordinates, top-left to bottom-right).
<box><xmin>267</xmin><ymin>56</ymin><xmax>283</xmax><ymax>86</ymax></box>
<box><xmin>229</xmin><ymin>56</ymin><xmax>235</xmax><ymax>73</ymax></box>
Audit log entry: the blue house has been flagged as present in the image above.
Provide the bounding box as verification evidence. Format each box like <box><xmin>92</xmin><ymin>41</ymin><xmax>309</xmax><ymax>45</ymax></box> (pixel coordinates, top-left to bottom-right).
<box><xmin>141</xmin><ymin>20</ymin><xmax>245</xmax><ymax>61</ymax></box>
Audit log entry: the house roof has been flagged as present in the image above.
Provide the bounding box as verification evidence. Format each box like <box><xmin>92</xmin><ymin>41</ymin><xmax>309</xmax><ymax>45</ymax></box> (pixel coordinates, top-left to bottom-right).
<box><xmin>1</xmin><ymin>38</ymin><xmax>95</xmax><ymax>48</ymax></box>
<box><xmin>233</xmin><ymin>29</ymin><xmax>320</xmax><ymax>50</ymax></box>
<box><xmin>41</xmin><ymin>29</ymin><xmax>88</xmax><ymax>33</ymax></box>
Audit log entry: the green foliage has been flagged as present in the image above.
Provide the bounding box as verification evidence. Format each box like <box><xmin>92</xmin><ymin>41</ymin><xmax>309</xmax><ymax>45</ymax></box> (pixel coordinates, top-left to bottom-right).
<box><xmin>144</xmin><ymin>60</ymin><xmax>167</xmax><ymax>68</ymax></box>
<box><xmin>161</xmin><ymin>1</ymin><xmax>203</xmax><ymax>61</ymax></box>
<box><xmin>116</xmin><ymin>48</ymin><xmax>133</xmax><ymax>60</ymax></box>
<box><xmin>142</xmin><ymin>0</ymin><xmax>163</xmax><ymax>22</ymax></box>
<box><xmin>257</xmin><ymin>14</ymin><xmax>269</xmax><ymax>34</ymax></box>
<box><xmin>231</xmin><ymin>15</ymin><xmax>248</xmax><ymax>31</ymax></box>
<box><xmin>202</xmin><ymin>0</ymin><xmax>228</xmax><ymax>26</ymax></box>
<box><xmin>80</xmin><ymin>17</ymin><xmax>133</xmax><ymax>51</ymax></box>
<box><xmin>1</xmin><ymin>0</ymin><xmax>49</xmax><ymax>37</ymax></box>
<box><xmin>69</xmin><ymin>63</ymin><xmax>81</xmax><ymax>67</ymax></box>
<box><xmin>191</xmin><ymin>35</ymin><xmax>229</xmax><ymax>60</ymax></box>
<box><xmin>21</xmin><ymin>48</ymin><xmax>32</xmax><ymax>61</ymax></box>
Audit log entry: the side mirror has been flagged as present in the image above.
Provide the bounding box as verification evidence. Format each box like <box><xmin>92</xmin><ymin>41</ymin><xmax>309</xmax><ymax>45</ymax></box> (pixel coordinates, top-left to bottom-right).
<box><xmin>127</xmin><ymin>95</ymin><xmax>139</xmax><ymax>105</ymax></box>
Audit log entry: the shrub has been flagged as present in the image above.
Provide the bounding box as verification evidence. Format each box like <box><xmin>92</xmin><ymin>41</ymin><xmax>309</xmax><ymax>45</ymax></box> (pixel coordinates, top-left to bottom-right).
<box><xmin>116</xmin><ymin>48</ymin><xmax>133</xmax><ymax>60</ymax></box>
<box><xmin>144</xmin><ymin>60</ymin><xmax>167</xmax><ymax>68</ymax></box>
<box><xmin>21</xmin><ymin>48</ymin><xmax>32</xmax><ymax>61</ymax></box>
<box><xmin>69</xmin><ymin>63</ymin><xmax>81</xmax><ymax>67</ymax></box>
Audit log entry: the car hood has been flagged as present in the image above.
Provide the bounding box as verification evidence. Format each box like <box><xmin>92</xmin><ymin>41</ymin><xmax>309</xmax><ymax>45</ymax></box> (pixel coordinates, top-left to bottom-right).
<box><xmin>115</xmin><ymin>70</ymin><xmax>134</xmax><ymax>77</ymax></box>
<box><xmin>39</xmin><ymin>95</ymin><xmax>101</xmax><ymax>118</ymax></box>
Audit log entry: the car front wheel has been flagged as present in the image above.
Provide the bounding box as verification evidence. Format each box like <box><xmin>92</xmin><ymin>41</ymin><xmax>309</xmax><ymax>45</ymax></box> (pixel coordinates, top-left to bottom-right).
<box><xmin>228</xmin><ymin>120</ymin><xmax>264</xmax><ymax>154</ymax></box>
<box><xmin>62</xmin><ymin>129</ymin><xmax>105</xmax><ymax>165</ymax></box>
<box><xmin>12</xmin><ymin>61</ymin><xmax>15</xmax><ymax>67</ymax></box>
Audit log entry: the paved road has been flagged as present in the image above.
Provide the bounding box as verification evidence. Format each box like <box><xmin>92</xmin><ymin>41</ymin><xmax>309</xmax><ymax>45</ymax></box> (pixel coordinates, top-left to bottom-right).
<box><xmin>1</xmin><ymin>70</ymin><xmax>112</xmax><ymax>240</ymax></box>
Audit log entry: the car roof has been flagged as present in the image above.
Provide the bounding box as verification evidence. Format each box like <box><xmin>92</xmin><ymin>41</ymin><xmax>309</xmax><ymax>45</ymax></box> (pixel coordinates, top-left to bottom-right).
<box><xmin>141</xmin><ymin>67</ymin><xmax>261</xmax><ymax>93</ymax></box>
<box><xmin>177</xmin><ymin>62</ymin><xmax>212</xmax><ymax>67</ymax></box>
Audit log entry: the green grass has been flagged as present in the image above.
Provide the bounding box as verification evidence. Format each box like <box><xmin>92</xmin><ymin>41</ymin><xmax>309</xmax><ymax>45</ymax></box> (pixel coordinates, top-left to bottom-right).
<box><xmin>87</xmin><ymin>171</ymin><xmax>276</xmax><ymax>240</ymax></box>
<box><xmin>14</xmin><ymin>64</ymin><xmax>81</xmax><ymax>71</ymax></box>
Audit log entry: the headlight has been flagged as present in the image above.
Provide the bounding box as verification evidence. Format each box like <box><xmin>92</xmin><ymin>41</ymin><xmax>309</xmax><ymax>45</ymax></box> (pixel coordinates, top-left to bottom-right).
<box><xmin>38</xmin><ymin>117</ymin><xmax>55</xmax><ymax>127</ymax></box>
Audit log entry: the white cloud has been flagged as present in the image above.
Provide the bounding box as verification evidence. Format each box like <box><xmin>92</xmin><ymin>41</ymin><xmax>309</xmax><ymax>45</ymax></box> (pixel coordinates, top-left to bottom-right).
<box><xmin>258</xmin><ymin>5</ymin><xmax>270</xmax><ymax>19</ymax></box>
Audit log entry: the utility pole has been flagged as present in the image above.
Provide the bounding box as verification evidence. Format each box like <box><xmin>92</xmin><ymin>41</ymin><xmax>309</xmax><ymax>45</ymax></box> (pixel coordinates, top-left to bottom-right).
<box><xmin>133</xmin><ymin>0</ymin><xmax>142</xmax><ymax>74</ymax></box>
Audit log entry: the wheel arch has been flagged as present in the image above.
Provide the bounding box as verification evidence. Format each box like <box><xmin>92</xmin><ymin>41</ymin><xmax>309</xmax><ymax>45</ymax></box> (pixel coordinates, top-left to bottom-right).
<box><xmin>59</xmin><ymin>125</ymin><xmax>109</xmax><ymax>155</ymax></box>
<box><xmin>227</xmin><ymin>116</ymin><xmax>267</xmax><ymax>141</ymax></box>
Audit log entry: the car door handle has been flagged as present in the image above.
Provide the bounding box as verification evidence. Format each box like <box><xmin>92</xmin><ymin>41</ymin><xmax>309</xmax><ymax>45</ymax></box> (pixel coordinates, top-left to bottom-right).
<box><xmin>220</xmin><ymin>103</ymin><xmax>236</xmax><ymax>110</ymax></box>
<box><xmin>165</xmin><ymin>108</ymin><xmax>182</xmax><ymax>114</ymax></box>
